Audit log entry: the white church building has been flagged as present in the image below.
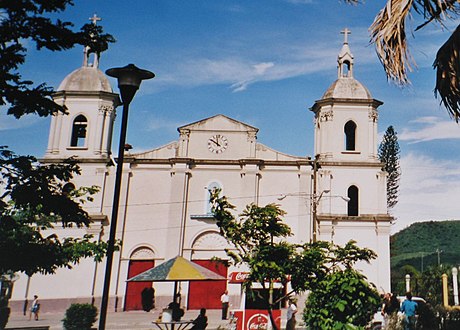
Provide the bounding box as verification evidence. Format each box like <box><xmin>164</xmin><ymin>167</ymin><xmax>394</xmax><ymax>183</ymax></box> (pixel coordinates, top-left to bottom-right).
<box><xmin>10</xmin><ymin>34</ymin><xmax>392</xmax><ymax>312</ymax></box>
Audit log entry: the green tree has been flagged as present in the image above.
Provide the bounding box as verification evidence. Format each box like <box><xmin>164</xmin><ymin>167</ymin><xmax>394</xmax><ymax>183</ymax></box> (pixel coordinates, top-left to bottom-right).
<box><xmin>211</xmin><ymin>191</ymin><xmax>379</xmax><ymax>330</ymax></box>
<box><xmin>304</xmin><ymin>269</ymin><xmax>380</xmax><ymax>330</ymax></box>
<box><xmin>419</xmin><ymin>264</ymin><xmax>451</xmax><ymax>306</ymax></box>
<box><xmin>344</xmin><ymin>0</ymin><xmax>460</xmax><ymax>121</ymax></box>
<box><xmin>379</xmin><ymin>126</ymin><xmax>401</xmax><ymax>209</ymax></box>
<box><xmin>0</xmin><ymin>2</ymin><xmax>115</xmax><ymax>275</ymax></box>
<box><xmin>1</xmin><ymin>1</ymin><xmax>114</xmax><ymax>119</ymax></box>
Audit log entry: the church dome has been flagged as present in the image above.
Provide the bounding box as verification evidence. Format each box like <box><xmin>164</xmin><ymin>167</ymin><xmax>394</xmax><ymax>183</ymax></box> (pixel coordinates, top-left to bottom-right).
<box><xmin>58</xmin><ymin>66</ymin><xmax>113</xmax><ymax>93</ymax></box>
<box><xmin>322</xmin><ymin>77</ymin><xmax>372</xmax><ymax>99</ymax></box>
<box><xmin>320</xmin><ymin>28</ymin><xmax>372</xmax><ymax>100</ymax></box>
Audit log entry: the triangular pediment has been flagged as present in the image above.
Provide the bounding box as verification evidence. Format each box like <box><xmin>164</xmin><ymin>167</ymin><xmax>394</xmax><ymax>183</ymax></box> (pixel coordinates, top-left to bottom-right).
<box><xmin>178</xmin><ymin>114</ymin><xmax>258</xmax><ymax>134</ymax></box>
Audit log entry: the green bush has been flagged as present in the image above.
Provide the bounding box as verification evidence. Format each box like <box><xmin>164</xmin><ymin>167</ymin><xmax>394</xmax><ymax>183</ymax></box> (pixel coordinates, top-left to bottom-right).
<box><xmin>416</xmin><ymin>302</ymin><xmax>437</xmax><ymax>329</ymax></box>
<box><xmin>303</xmin><ymin>269</ymin><xmax>380</xmax><ymax>329</ymax></box>
<box><xmin>440</xmin><ymin>307</ymin><xmax>460</xmax><ymax>330</ymax></box>
<box><xmin>62</xmin><ymin>303</ymin><xmax>97</xmax><ymax>330</ymax></box>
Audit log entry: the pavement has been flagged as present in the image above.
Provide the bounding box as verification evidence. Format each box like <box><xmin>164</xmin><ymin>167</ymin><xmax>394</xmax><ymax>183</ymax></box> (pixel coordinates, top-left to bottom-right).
<box><xmin>6</xmin><ymin>308</ymin><xmax>290</xmax><ymax>330</ymax></box>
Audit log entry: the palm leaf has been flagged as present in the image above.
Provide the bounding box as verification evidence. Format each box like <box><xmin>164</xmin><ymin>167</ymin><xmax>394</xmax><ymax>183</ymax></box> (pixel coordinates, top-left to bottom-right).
<box><xmin>413</xmin><ymin>0</ymin><xmax>459</xmax><ymax>31</ymax></box>
<box><xmin>434</xmin><ymin>25</ymin><xmax>460</xmax><ymax>121</ymax></box>
<box><xmin>370</xmin><ymin>0</ymin><xmax>415</xmax><ymax>85</ymax></box>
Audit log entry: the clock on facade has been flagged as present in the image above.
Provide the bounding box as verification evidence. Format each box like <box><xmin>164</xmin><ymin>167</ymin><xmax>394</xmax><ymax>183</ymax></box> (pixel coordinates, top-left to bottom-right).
<box><xmin>207</xmin><ymin>134</ymin><xmax>228</xmax><ymax>153</ymax></box>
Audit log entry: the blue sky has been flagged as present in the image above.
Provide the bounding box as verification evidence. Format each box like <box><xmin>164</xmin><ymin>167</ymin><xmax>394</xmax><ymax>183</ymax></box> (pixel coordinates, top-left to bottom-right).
<box><xmin>2</xmin><ymin>0</ymin><xmax>460</xmax><ymax>233</ymax></box>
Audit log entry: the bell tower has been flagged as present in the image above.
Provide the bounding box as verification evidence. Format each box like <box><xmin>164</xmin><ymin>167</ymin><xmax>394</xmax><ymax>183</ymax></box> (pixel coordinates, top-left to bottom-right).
<box><xmin>311</xmin><ymin>28</ymin><xmax>382</xmax><ymax>163</ymax></box>
<box><xmin>309</xmin><ymin>29</ymin><xmax>392</xmax><ymax>291</ymax></box>
<box><xmin>44</xmin><ymin>19</ymin><xmax>119</xmax><ymax>162</ymax></box>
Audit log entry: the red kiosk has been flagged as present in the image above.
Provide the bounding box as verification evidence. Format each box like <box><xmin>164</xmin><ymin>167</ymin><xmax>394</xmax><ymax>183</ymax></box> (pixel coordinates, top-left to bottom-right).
<box><xmin>228</xmin><ymin>272</ymin><xmax>282</xmax><ymax>330</ymax></box>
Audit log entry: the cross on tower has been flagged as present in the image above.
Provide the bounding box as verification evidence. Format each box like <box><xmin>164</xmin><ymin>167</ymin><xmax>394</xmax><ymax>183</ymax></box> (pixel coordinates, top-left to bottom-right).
<box><xmin>89</xmin><ymin>13</ymin><xmax>101</xmax><ymax>25</ymax></box>
<box><xmin>341</xmin><ymin>28</ymin><xmax>351</xmax><ymax>44</ymax></box>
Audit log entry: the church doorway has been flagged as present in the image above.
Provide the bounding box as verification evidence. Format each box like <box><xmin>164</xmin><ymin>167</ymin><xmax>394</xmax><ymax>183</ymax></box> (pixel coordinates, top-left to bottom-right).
<box><xmin>187</xmin><ymin>231</ymin><xmax>229</xmax><ymax>310</ymax></box>
<box><xmin>124</xmin><ymin>247</ymin><xmax>155</xmax><ymax>311</ymax></box>
<box><xmin>187</xmin><ymin>259</ymin><xmax>227</xmax><ymax>310</ymax></box>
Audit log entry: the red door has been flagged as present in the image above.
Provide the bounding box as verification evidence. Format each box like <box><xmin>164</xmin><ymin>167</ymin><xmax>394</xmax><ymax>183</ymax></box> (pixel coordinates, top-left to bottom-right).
<box><xmin>124</xmin><ymin>260</ymin><xmax>155</xmax><ymax>311</ymax></box>
<box><xmin>188</xmin><ymin>260</ymin><xmax>227</xmax><ymax>310</ymax></box>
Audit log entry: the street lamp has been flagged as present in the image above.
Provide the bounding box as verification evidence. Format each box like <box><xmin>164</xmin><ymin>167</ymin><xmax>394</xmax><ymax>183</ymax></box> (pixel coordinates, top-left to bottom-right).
<box><xmin>99</xmin><ymin>64</ymin><xmax>154</xmax><ymax>330</ymax></box>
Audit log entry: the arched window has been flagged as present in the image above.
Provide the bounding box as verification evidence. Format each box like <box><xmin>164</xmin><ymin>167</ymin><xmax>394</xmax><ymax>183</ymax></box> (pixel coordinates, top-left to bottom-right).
<box><xmin>347</xmin><ymin>185</ymin><xmax>359</xmax><ymax>216</ymax></box>
<box><xmin>70</xmin><ymin>115</ymin><xmax>88</xmax><ymax>147</ymax></box>
<box><xmin>206</xmin><ymin>181</ymin><xmax>221</xmax><ymax>214</ymax></box>
<box><xmin>342</xmin><ymin>60</ymin><xmax>351</xmax><ymax>77</ymax></box>
<box><xmin>344</xmin><ymin>120</ymin><xmax>356</xmax><ymax>151</ymax></box>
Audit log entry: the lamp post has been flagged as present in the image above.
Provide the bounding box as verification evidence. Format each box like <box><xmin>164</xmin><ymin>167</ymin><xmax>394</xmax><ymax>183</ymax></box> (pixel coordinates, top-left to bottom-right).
<box><xmin>99</xmin><ymin>64</ymin><xmax>154</xmax><ymax>330</ymax></box>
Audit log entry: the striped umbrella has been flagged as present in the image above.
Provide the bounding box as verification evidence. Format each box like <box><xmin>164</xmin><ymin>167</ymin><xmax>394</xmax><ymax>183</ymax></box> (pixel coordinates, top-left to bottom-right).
<box><xmin>127</xmin><ymin>255</ymin><xmax>226</xmax><ymax>282</ymax></box>
<box><xmin>127</xmin><ymin>255</ymin><xmax>226</xmax><ymax>305</ymax></box>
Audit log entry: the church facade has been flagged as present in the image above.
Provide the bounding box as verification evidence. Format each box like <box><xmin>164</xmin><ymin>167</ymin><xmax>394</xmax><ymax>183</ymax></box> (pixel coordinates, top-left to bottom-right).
<box><xmin>10</xmin><ymin>35</ymin><xmax>392</xmax><ymax>312</ymax></box>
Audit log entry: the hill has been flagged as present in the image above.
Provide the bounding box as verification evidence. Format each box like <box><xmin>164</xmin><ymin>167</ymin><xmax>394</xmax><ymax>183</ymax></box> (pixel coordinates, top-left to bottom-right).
<box><xmin>391</xmin><ymin>220</ymin><xmax>460</xmax><ymax>272</ymax></box>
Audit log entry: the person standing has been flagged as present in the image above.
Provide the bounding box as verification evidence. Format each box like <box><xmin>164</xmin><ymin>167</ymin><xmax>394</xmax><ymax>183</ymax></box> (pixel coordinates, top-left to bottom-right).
<box><xmin>286</xmin><ymin>297</ymin><xmax>297</xmax><ymax>330</ymax></box>
<box><xmin>29</xmin><ymin>295</ymin><xmax>40</xmax><ymax>321</ymax></box>
<box><xmin>141</xmin><ymin>287</ymin><xmax>155</xmax><ymax>312</ymax></box>
<box><xmin>400</xmin><ymin>292</ymin><xmax>417</xmax><ymax>330</ymax></box>
<box><xmin>221</xmin><ymin>290</ymin><xmax>229</xmax><ymax>320</ymax></box>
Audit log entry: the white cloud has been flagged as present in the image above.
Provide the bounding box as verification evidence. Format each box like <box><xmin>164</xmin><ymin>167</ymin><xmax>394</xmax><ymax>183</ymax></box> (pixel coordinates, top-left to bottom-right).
<box><xmin>155</xmin><ymin>49</ymin><xmax>335</xmax><ymax>92</ymax></box>
<box><xmin>0</xmin><ymin>112</ymin><xmax>41</xmax><ymax>131</ymax></box>
<box><xmin>143</xmin><ymin>27</ymin><xmax>377</xmax><ymax>94</ymax></box>
<box><xmin>399</xmin><ymin>116</ymin><xmax>460</xmax><ymax>142</ymax></box>
<box><xmin>392</xmin><ymin>153</ymin><xmax>460</xmax><ymax>233</ymax></box>
<box><xmin>145</xmin><ymin>117</ymin><xmax>183</xmax><ymax>132</ymax></box>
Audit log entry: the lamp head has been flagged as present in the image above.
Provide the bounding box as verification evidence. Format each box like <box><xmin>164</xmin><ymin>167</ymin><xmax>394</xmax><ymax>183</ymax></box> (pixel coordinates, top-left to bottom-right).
<box><xmin>106</xmin><ymin>64</ymin><xmax>155</xmax><ymax>104</ymax></box>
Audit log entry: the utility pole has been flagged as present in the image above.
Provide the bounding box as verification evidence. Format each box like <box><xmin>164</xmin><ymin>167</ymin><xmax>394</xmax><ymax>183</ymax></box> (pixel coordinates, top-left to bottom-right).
<box><xmin>312</xmin><ymin>154</ymin><xmax>319</xmax><ymax>242</ymax></box>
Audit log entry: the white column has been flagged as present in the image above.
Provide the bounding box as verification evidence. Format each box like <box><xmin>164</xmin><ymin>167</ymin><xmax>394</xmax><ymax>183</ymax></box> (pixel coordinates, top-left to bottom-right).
<box><xmin>453</xmin><ymin>267</ymin><xmax>459</xmax><ymax>305</ymax></box>
<box><xmin>405</xmin><ymin>274</ymin><xmax>411</xmax><ymax>292</ymax></box>
<box><xmin>93</xmin><ymin>106</ymin><xmax>106</xmax><ymax>155</ymax></box>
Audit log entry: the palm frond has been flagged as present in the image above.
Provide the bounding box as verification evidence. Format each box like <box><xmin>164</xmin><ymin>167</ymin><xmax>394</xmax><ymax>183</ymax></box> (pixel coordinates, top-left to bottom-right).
<box><xmin>413</xmin><ymin>0</ymin><xmax>459</xmax><ymax>31</ymax></box>
<box><xmin>370</xmin><ymin>0</ymin><xmax>415</xmax><ymax>85</ymax></box>
<box><xmin>434</xmin><ymin>25</ymin><xmax>460</xmax><ymax>121</ymax></box>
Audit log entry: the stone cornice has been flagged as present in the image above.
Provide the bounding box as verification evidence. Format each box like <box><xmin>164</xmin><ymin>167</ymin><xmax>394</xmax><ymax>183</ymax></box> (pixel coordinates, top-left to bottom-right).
<box><xmin>310</xmin><ymin>97</ymin><xmax>383</xmax><ymax>113</ymax></box>
<box><xmin>317</xmin><ymin>214</ymin><xmax>393</xmax><ymax>222</ymax></box>
<box><xmin>129</xmin><ymin>157</ymin><xmax>312</xmax><ymax>167</ymax></box>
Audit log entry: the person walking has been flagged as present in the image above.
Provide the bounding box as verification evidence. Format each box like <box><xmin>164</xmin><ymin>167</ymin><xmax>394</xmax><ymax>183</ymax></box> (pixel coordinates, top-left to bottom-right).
<box><xmin>400</xmin><ymin>292</ymin><xmax>417</xmax><ymax>330</ymax></box>
<box><xmin>221</xmin><ymin>290</ymin><xmax>229</xmax><ymax>320</ymax></box>
<box><xmin>286</xmin><ymin>297</ymin><xmax>297</xmax><ymax>330</ymax></box>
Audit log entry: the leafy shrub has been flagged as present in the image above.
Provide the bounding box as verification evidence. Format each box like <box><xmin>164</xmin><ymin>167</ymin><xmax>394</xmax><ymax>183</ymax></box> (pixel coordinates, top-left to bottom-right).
<box><xmin>436</xmin><ymin>306</ymin><xmax>460</xmax><ymax>330</ymax></box>
<box><xmin>62</xmin><ymin>303</ymin><xmax>97</xmax><ymax>330</ymax></box>
<box><xmin>416</xmin><ymin>302</ymin><xmax>437</xmax><ymax>329</ymax></box>
<box><xmin>303</xmin><ymin>269</ymin><xmax>380</xmax><ymax>329</ymax></box>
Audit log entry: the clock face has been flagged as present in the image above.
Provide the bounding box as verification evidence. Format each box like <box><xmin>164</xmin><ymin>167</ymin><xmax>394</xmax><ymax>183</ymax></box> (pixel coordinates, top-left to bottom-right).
<box><xmin>207</xmin><ymin>134</ymin><xmax>228</xmax><ymax>153</ymax></box>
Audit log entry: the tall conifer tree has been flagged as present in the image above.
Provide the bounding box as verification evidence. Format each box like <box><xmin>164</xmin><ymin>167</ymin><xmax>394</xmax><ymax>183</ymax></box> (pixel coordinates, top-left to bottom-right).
<box><xmin>379</xmin><ymin>126</ymin><xmax>401</xmax><ymax>209</ymax></box>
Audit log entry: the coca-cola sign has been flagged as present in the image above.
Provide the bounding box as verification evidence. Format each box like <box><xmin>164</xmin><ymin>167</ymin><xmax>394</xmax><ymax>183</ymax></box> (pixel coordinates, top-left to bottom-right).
<box><xmin>246</xmin><ymin>313</ymin><xmax>269</xmax><ymax>330</ymax></box>
<box><xmin>228</xmin><ymin>272</ymin><xmax>290</xmax><ymax>283</ymax></box>
<box><xmin>228</xmin><ymin>272</ymin><xmax>250</xmax><ymax>283</ymax></box>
